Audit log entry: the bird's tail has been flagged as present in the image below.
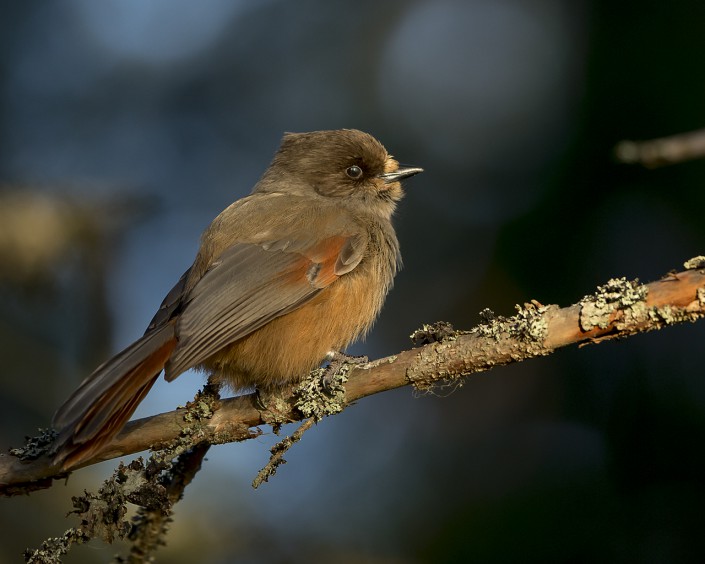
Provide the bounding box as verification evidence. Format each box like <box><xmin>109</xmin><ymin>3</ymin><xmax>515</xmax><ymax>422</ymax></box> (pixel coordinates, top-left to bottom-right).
<box><xmin>52</xmin><ymin>324</ymin><xmax>177</xmax><ymax>470</ymax></box>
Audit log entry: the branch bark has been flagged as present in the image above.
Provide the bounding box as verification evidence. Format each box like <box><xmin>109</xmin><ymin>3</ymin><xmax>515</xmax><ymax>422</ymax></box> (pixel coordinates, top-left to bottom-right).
<box><xmin>3</xmin><ymin>261</ymin><xmax>705</xmax><ymax>495</ymax></box>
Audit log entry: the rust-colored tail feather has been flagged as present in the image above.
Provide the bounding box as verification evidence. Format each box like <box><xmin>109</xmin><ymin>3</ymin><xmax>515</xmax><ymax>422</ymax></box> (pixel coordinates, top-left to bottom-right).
<box><xmin>52</xmin><ymin>324</ymin><xmax>177</xmax><ymax>470</ymax></box>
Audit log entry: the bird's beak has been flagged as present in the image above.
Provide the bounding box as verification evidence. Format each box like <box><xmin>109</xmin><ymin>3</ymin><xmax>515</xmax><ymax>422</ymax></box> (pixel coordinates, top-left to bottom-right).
<box><xmin>378</xmin><ymin>166</ymin><xmax>424</xmax><ymax>184</ymax></box>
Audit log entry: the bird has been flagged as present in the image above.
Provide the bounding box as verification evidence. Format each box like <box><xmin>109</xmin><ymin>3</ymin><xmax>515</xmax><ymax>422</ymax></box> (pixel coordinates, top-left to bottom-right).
<box><xmin>51</xmin><ymin>128</ymin><xmax>422</xmax><ymax>469</ymax></box>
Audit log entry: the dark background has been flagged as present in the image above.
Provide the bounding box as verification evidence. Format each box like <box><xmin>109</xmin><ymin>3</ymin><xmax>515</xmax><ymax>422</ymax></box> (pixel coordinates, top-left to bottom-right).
<box><xmin>2</xmin><ymin>1</ymin><xmax>705</xmax><ymax>562</ymax></box>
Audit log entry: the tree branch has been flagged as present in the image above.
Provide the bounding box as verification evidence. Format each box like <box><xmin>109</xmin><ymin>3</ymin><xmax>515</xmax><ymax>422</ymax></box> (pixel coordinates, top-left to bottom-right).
<box><xmin>615</xmin><ymin>127</ymin><xmax>705</xmax><ymax>167</ymax></box>
<box><xmin>3</xmin><ymin>259</ymin><xmax>705</xmax><ymax>496</ymax></box>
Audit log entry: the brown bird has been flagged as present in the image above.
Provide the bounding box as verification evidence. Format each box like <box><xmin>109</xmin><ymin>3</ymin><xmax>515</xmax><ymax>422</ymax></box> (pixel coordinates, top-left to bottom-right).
<box><xmin>52</xmin><ymin>129</ymin><xmax>422</xmax><ymax>469</ymax></box>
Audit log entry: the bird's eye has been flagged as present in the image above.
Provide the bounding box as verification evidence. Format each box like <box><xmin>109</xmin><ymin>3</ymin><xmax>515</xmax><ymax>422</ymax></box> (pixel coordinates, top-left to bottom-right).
<box><xmin>346</xmin><ymin>165</ymin><xmax>363</xmax><ymax>179</ymax></box>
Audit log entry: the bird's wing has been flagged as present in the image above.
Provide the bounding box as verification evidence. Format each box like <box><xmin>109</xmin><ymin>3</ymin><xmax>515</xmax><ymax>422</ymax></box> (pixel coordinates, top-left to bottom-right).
<box><xmin>164</xmin><ymin>232</ymin><xmax>367</xmax><ymax>380</ymax></box>
<box><xmin>146</xmin><ymin>267</ymin><xmax>191</xmax><ymax>332</ymax></box>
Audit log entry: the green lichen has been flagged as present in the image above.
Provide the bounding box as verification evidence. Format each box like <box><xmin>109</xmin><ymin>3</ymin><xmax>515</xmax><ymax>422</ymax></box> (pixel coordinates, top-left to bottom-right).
<box><xmin>149</xmin><ymin>381</ymin><xmax>221</xmax><ymax>463</ymax></box>
<box><xmin>683</xmin><ymin>256</ymin><xmax>705</xmax><ymax>270</ymax></box>
<box><xmin>579</xmin><ymin>277</ymin><xmax>648</xmax><ymax>330</ymax></box>
<box><xmin>647</xmin><ymin>304</ymin><xmax>697</xmax><ymax>326</ymax></box>
<box><xmin>472</xmin><ymin>308</ymin><xmax>505</xmax><ymax>341</ymax></box>
<box><xmin>294</xmin><ymin>365</ymin><xmax>349</xmax><ymax>421</ymax></box>
<box><xmin>26</xmin><ymin>455</ymin><xmax>176</xmax><ymax>562</ymax></box>
<box><xmin>410</xmin><ymin>321</ymin><xmax>457</xmax><ymax>346</ymax></box>
<box><xmin>697</xmin><ymin>287</ymin><xmax>705</xmax><ymax>306</ymax></box>
<box><xmin>472</xmin><ymin>302</ymin><xmax>551</xmax><ymax>346</ymax></box>
<box><xmin>24</xmin><ymin>528</ymin><xmax>90</xmax><ymax>563</ymax></box>
<box><xmin>509</xmin><ymin>302</ymin><xmax>551</xmax><ymax>343</ymax></box>
<box><xmin>254</xmin><ymin>361</ymin><xmax>360</xmax><ymax>489</ymax></box>
<box><xmin>182</xmin><ymin>399</ymin><xmax>214</xmax><ymax>423</ymax></box>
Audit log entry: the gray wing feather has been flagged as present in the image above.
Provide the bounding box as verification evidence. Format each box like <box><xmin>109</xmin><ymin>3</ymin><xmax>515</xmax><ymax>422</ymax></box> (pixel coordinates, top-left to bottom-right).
<box><xmin>165</xmin><ymin>243</ymin><xmax>325</xmax><ymax>379</ymax></box>
<box><xmin>147</xmin><ymin>267</ymin><xmax>191</xmax><ymax>331</ymax></box>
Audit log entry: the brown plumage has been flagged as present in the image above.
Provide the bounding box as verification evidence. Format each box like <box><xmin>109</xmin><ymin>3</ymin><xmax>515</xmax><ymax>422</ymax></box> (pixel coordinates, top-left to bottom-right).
<box><xmin>51</xmin><ymin>129</ymin><xmax>422</xmax><ymax>469</ymax></box>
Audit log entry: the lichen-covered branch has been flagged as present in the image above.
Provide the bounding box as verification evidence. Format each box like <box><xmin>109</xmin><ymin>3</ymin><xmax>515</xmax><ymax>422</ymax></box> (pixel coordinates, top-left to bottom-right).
<box><xmin>3</xmin><ymin>259</ymin><xmax>705</xmax><ymax>497</ymax></box>
<box><xmin>24</xmin><ymin>383</ymin><xmax>221</xmax><ymax>563</ymax></box>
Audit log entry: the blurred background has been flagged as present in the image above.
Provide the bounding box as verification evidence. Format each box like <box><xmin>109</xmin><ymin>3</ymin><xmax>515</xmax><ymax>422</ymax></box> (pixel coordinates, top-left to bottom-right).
<box><xmin>2</xmin><ymin>0</ymin><xmax>705</xmax><ymax>562</ymax></box>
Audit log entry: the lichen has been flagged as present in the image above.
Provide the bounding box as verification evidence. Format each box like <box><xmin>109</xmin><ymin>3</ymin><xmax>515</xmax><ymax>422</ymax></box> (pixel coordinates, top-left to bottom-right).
<box><xmin>26</xmin><ymin>455</ymin><xmax>168</xmax><ymax>559</ymax></box>
<box><xmin>472</xmin><ymin>308</ymin><xmax>506</xmax><ymax>341</ymax></box>
<box><xmin>254</xmin><ymin>359</ymin><xmax>359</xmax><ymax>490</ymax></box>
<box><xmin>648</xmin><ymin>304</ymin><xmax>697</xmax><ymax>326</ymax></box>
<box><xmin>24</xmin><ymin>528</ymin><xmax>91</xmax><ymax>563</ymax></box>
<box><xmin>410</xmin><ymin>321</ymin><xmax>456</xmax><ymax>346</ymax></box>
<box><xmin>252</xmin><ymin>418</ymin><xmax>314</xmax><ymax>489</ymax></box>
<box><xmin>698</xmin><ymin>287</ymin><xmax>705</xmax><ymax>306</ymax></box>
<box><xmin>9</xmin><ymin>428</ymin><xmax>57</xmax><ymax>461</ymax></box>
<box><xmin>508</xmin><ymin>301</ymin><xmax>551</xmax><ymax>343</ymax></box>
<box><xmin>294</xmin><ymin>365</ymin><xmax>349</xmax><ymax>421</ymax></box>
<box><xmin>151</xmin><ymin>381</ymin><xmax>221</xmax><ymax>462</ymax></box>
<box><xmin>472</xmin><ymin>302</ymin><xmax>552</xmax><ymax>346</ymax></box>
<box><xmin>683</xmin><ymin>256</ymin><xmax>705</xmax><ymax>270</ymax></box>
<box><xmin>579</xmin><ymin>277</ymin><xmax>648</xmax><ymax>330</ymax></box>
<box><xmin>406</xmin><ymin>341</ymin><xmax>464</xmax><ymax>395</ymax></box>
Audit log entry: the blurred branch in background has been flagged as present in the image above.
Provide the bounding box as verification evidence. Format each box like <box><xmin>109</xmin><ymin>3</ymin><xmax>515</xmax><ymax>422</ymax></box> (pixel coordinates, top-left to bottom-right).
<box><xmin>615</xmin><ymin>128</ymin><xmax>705</xmax><ymax>168</ymax></box>
<box><xmin>0</xmin><ymin>188</ymin><xmax>157</xmax><ymax>286</ymax></box>
<box><xmin>0</xmin><ymin>188</ymin><xmax>158</xmax><ymax>449</ymax></box>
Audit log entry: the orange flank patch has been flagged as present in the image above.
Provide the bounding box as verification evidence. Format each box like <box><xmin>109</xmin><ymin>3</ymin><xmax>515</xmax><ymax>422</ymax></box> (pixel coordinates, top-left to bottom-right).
<box><xmin>285</xmin><ymin>235</ymin><xmax>348</xmax><ymax>290</ymax></box>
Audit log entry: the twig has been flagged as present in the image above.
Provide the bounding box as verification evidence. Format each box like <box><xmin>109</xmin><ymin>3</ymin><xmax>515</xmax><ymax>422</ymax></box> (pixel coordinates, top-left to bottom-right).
<box><xmin>25</xmin><ymin>382</ymin><xmax>222</xmax><ymax>563</ymax></box>
<box><xmin>122</xmin><ymin>442</ymin><xmax>211</xmax><ymax>563</ymax></box>
<box><xmin>252</xmin><ymin>418</ymin><xmax>315</xmax><ymax>489</ymax></box>
<box><xmin>615</xmin><ymin>128</ymin><xmax>705</xmax><ymax>167</ymax></box>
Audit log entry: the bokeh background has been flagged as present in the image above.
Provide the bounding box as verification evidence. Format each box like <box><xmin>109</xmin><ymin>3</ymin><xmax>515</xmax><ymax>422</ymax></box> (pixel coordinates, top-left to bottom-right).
<box><xmin>2</xmin><ymin>1</ymin><xmax>705</xmax><ymax>562</ymax></box>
